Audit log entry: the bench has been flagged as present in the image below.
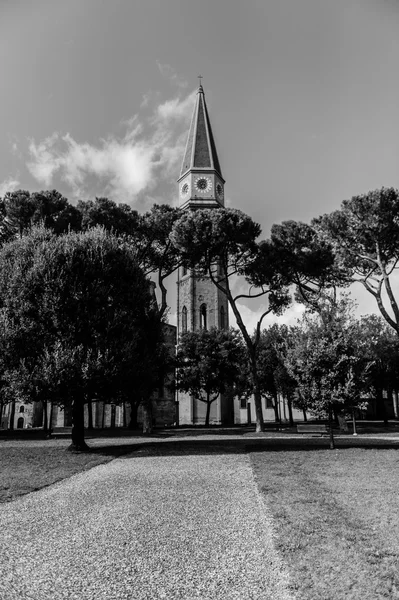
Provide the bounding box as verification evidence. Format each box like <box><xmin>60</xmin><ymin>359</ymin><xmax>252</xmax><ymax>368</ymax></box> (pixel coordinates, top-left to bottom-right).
<box><xmin>297</xmin><ymin>424</ymin><xmax>328</xmax><ymax>436</ymax></box>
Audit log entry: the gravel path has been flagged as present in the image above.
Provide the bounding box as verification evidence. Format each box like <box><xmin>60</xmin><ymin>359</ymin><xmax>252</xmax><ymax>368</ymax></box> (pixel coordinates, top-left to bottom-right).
<box><xmin>1</xmin><ymin>450</ymin><xmax>294</xmax><ymax>600</ymax></box>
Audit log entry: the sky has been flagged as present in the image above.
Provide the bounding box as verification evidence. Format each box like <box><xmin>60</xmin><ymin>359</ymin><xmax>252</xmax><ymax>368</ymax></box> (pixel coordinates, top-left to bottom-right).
<box><xmin>1</xmin><ymin>0</ymin><xmax>399</xmax><ymax>330</ymax></box>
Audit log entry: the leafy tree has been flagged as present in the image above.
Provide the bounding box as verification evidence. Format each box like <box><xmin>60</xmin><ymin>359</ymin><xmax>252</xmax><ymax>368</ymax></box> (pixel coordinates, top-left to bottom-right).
<box><xmin>267</xmin><ymin>220</ymin><xmax>349</xmax><ymax>310</ymax></box>
<box><xmin>284</xmin><ymin>297</ymin><xmax>370</xmax><ymax>448</ymax></box>
<box><xmin>354</xmin><ymin>314</ymin><xmax>399</xmax><ymax>421</ymax></box>
<box><xmin>315</xmin><ymin>187</ymin><xmax>399</xmax><ymax>336</ymax></box>
<box><xmin>77</xmin><ymin>196</ymin><xmax>138</xmax><ymax>235</ymax></box>
<box><xmin>171</xmin><ymin>207</ymin><xmax>290</xmax><ymax>432</ymax></box>
<box><xmin>75</xmin><ymin>201</ymin><xmax>182</xmax><ymax>432</ymax></box>
<box><xmin>1</xmin><ymin>190</ymin><xmax>35</xmax><ymax>239</ymax></box>
<box><xmin>1</xmin><ymin>190</ymin><xmax>81</xmax><ymax>240</ymax></box>
<box><xmin>30</xmin><ymin>190</ymin><xmax>81</xmax><ymax>233</ymax></box>
<box><xmin>0</xmin><ymin>227</ymin><xmax>156</xmax><ymax>450</ymax></box>
<box><xmin>176</xmin><ymin>327</ymin><xmax>244</xmax><ymax>426</ymax></box>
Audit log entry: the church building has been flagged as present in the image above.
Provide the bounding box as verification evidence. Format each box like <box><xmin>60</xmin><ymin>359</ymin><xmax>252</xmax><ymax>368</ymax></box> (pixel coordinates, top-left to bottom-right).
<box><xmin>176</xmin><ymin>83</ymin><xmax>233</xmax><ymax>426</ymax></box>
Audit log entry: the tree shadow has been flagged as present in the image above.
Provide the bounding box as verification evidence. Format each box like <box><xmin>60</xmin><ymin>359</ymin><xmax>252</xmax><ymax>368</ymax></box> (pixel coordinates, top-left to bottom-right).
<box><xmin>86</xmin><ymin>435</ymin><xmax>399</xmax><ymax>458</ymax></box>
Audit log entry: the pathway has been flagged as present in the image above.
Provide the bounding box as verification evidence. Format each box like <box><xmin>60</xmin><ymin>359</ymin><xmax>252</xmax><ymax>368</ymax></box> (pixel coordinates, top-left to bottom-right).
<box><xmin>1</xmin><ymin>448</ymin><xmax>294</xmax><ymax>600</ymax></box>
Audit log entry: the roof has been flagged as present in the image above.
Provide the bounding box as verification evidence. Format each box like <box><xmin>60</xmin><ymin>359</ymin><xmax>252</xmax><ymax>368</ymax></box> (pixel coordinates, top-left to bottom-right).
<box><xmin>180</xmin><ymin>84</ymin><xmax>223</xmax><ymax>179</ymax></box>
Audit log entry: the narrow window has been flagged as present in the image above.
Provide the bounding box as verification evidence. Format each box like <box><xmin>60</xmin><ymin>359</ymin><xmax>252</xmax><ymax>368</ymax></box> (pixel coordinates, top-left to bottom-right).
<box><xmin>200</xmin><ymin>304</ymin><xmax>207</xmax><ymax>330</ymax></box>
<box><xmin>220</xmin><ymin>306</ymin><xmax>225</xmax><ymax>329</ymax></box>
<box><xmin>182</xmin><ymin>265</ymin><xmax>187</xmax><ymax>276</ymax></box>
<box><xmin>19</xmin><ymin>406</ymin><xmax>25</xmax><ymax>413</ymax></box>
<box><xmin>182</xmin><ymin>306</ymin><xmax>188</xmax><ymax>333</ymax></box>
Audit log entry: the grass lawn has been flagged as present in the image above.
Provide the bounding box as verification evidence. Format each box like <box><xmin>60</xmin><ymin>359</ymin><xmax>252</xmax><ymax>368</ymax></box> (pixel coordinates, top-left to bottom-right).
<box><xmin>250</xmin><ymin>446</ymin><xmax>399</xmax><ymax>600</ymax></box>
<box><xmin>0</xmin><ymin>444</ymin><xmax>123</xmax><ymax>503</ymax></box>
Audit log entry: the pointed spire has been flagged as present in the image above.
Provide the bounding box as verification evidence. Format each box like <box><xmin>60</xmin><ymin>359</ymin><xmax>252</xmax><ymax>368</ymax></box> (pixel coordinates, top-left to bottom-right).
<box><xmin>180</xmin><ymin>82</ymin><xmax>223</xmax><ymax>179</ymax></box>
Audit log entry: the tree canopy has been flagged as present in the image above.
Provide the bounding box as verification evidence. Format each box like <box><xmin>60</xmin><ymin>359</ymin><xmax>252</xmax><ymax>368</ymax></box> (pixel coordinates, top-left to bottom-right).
<box><xmin>0</xmin><ymin>226</ymin><xmax>158</xmax><ymax>449</ymax></box>
<box><xmin>176</xmin><ymin>327</ymin><xmax>244</xmax><ymax>426</ymax></box>
<box><xmin>315</xmin><ymin>187</ymin><xmax>399</xmax><ymax>335</ymax></box>
<box><xmin>171</xmin><ymin>207</ymin><xmax>290</xmax><ymax>432</ymax></box>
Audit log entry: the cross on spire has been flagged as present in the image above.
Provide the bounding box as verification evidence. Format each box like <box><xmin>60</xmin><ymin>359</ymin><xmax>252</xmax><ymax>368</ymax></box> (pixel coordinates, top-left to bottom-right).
<box><xmin>197</xmin><ymin>75</ymin><xmax>204</xmax><ymax>93</ymax></box>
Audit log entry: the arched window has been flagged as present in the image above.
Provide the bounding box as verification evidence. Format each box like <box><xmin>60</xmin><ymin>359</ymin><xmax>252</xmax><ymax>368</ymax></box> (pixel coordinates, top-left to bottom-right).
<box><xmin>220</xmin><ymin>306</ymin><xmax>225</xmax><ymax>329</ymax></box>
<box><xmin>182</xmin><ymin>265</ymin><xmax>188</xmax><ymax>276</ymax></box>
<box><xmin>200</xmin><ymin>304</ymin><xmax>207</xmax><ymax>330</ymax></box>
<box><xmin>182</xmin><ymin>306</ymin><xmax>188</xmax><ymax>333</ymax></box>
<box><xmin>19</xmin><ymin>406</ymin><xmax>25</xmax><ymax>413</ymax></box>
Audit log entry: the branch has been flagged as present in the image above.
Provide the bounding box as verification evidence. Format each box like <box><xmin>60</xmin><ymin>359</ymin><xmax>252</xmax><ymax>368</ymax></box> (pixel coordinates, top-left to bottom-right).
<box><xmin>376</xmin><ymin>241</ymin><xmax>399</xmax><ymax>328</ymax></box>
<box><xmin>233</xmin><ymin>289</ymin><xmax>269</xmax><ymax>303</ymax></box>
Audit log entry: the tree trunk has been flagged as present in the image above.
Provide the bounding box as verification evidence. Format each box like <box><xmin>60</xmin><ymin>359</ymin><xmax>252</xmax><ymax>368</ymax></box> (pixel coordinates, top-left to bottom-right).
<box><xmin>47</xmin><ymin>402</ymin><xmax>54</xmax><ymax>437</ymax></box>
<box><xmin>205</xmin><ymin>403</ymin><xmax>211</xmax><ymax>426</ymax></box>
<box><xmin>129</xmin><ymin>402</ymin><xmax>138</xmax><ymax>429</ymax></box>
<box><xmin>287</xmin><ymin>394</ymin><xmax>294</xmax><ymax>427</ymax></box>
<box><xmin>87</xmin><ymin>399</ymin><xmax>93</xmax><ymax>429</ymax></box>
<box><xmin>101</xmin><ymin>402</ymin><xmax>106</xmax><ymax>428</ymax></box>
<box><xmin>282</xmin><ymin>395</ymin><xmax>287</xmax><ymax>422</ymax></box>
<box><xmin>272</xmin><ymin>392</ymin><xmax>280</xmax><ymax>423</ymax></box>
<box><xmin>205</xmin><ymin>394</ymin><xmax>211</xmax><ymax>427</ymax></box>
<box><xmin>302</xmin><ymin>409</ymin><xmax>308</xmax><ymax>422</ymax></box>
<box><xmin>376</xmin><ymin>387</ymin><xmax>388</xmax><ymax>424</ymax></box>
<box><xmin>250</xmin><ymin>358</ymin><xmax>264</xmax><ymax>432</ymax></box>
<box><xmin>328</xmin><ymin>405</ymin><xmax>335</xmax><ymax>450</ymax></box>
<box><xmin>0</xmin><ymin>400</ymin><xmax>4</xmax><ymax>426</ymax></box>
<box><xmin>253</xmin><ymin>388</ymin><xmax>264</xmax><ymax>432</ymax></box>
<box><xmin>68</xmin><ymin>396</ymin><xmax>89</xmax><ymax>451</ymax></box>
<box><xmin>42</xmin><ymin>400</ymin><xmax>48</xmax><ymax>433</ymax></box>
<box><xmin>393</xmin><ymin>390</ymin><xmax>399</xmax><ymax>420</ymax></box>
<box><xmin>9</xmin><ymin>399</ymin><xmax>16</xmax><ymax>430</ymax></box>
<box><xmin>142</xmin><ymin>400</ymin><xmax>153</xmax><ymax>434</ymax></box>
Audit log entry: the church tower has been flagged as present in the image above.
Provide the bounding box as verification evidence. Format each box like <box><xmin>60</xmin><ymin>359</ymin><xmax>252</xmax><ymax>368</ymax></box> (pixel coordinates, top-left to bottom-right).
<box><xmin>177</xmin><ymin>83</ymin><xmax>231</xmax><ymax>425</ymax></box>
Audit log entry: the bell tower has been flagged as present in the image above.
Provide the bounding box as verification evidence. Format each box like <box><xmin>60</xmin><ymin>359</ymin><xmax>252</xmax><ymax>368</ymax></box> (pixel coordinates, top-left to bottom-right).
<box><xmin>177</xmin><ymin>82</ymin><xmax>231</xmax><ymax>425</ymax></box>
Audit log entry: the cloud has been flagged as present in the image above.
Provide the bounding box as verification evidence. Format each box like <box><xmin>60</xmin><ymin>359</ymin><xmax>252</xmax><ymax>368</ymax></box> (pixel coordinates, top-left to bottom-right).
<box><xmin>0</xmin><ymin>176</ymin><xmax>21</xmax><ymax>197</ymax></box>
<box><xmin>156</xmin><ymin>61</ymin><xmax>188</xmax><ymax>89</ymax></box>
<box><xmin>230</xmin><ymin>302</ymin><xmax>305</xmax><ymax>334</ymax></box>
<box><xmin>26</xmin><ymin>90</ymin><xmax>196</xmax><ymax>203</ymax></box>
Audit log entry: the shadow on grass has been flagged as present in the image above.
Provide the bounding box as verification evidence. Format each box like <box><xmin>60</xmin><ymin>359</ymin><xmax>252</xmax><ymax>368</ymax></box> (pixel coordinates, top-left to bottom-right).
<box><xmin>86</xmin><ymin>435</ymin><xmax>399</xmax><ymax>458</ymax></box>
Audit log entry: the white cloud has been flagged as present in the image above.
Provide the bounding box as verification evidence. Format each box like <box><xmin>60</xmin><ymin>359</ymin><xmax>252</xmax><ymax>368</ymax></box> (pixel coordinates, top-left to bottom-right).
<box><xmin>156</xmin><ymin>61</ymin><xmax>188</xmax><ymax>89</ymax></box>
<box><xmin>26</xmin><ymin>91</ymin><xmax>196</xmax><ymax>203</ymax></box>
<box><xmin>154</xmin><ymin>92</ymin><xmax>196</xmax><ymax>122</ymax></box>
<box><xmin>0</xmin><ymin>176</ymin><xmax>21</xmax><ymax>197</ymax></box>
<box><xmin>28</xmin><ymin>132</ymin><xmax>62</xmax><ymax>187</ymax></box>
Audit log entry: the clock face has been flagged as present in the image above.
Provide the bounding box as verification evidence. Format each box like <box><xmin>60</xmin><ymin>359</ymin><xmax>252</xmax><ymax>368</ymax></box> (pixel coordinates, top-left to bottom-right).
<box><xmin>180</xmin><ymin>182</ymin><xmax>190</xmax><ymax>197</ymax></box>
<box><xmin>216</xmin><ymin>183</ymin><xmax>224</xmax><ymax>200</ymax></box>
<box><xmin>194</xmin><ymin>176</ymin><xmax>212</xmax><ymax>194</ymax></box>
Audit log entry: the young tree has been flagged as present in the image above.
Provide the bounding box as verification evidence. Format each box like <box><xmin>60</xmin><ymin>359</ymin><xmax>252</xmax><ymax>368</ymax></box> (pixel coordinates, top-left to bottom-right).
<box><xmin>176</xmin><ymin>327</ymin><xmax>244</xmax><ymax>426</ymax></box>
<box><xmin>284</xmin><ymin>297</ymin><xmax>370</xmax><ymax>448</ymax></box>
<box><xmin>171</xmin><ymin>208</ymin><xmax>290</xmax><ymax>432</ymax></box>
